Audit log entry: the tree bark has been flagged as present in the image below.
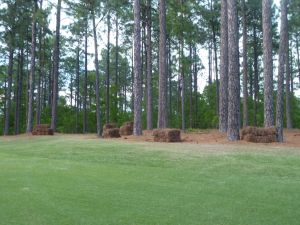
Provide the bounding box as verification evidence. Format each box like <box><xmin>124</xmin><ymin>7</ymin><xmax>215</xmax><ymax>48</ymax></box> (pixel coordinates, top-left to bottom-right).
<box><xmin>92</xmin><ymin>9</ymin><xmax>102</xmax><ymax>137</ymax></box>
<box><xmin>253</xmin><ymin>25</ymin><xmax>259</xmax><ymax>126</ymax></box>
<box><xmin>227</xmin><ymin>0</ymin><xmax>240</xmax><ymax>141</ymax></box>
<box><xmin>193</xmin><ymin>46</ymin><xmax>198</xmax><ymax>128</ymax></box>
<box><xmin>133</xmin><ymin>0</ymin><xmax>142</xmax><ymax>135</ymax></box>
<box><xmin>180</xmin><ymin>0</ymin><xmax>185</xmax><ymax>131</ymax></box>
<box><xmin>115</xmin><ymin>15</ymin><xmax>119</xmax><ymax>116</ymax></box>
<box><xmin>168</xmin><ymin>38</ymin><xmax>172</xmax><ymax>125</ymax></box>
<box><xmin>76</xmin><ymin>46</ymin><xmax>80</xmax><ymax>133</ymax></box>
<box><xmin>50</xmin><ymin>0</ymin><xmax>61</xmax><ymax>131</ymax></box>
<box><xmin>27</xmin><ymin>0</ymin><xmax>38</xmax><ymax>133</ymax></box>
<box><xmin>14</xmin><ymin>49</ymin><xmax>23</xmax><ymax>135</ymax></box>
<box><xmin>4</xmin><ymin>47</ymin><xmax>14</xmax><ymax>135</ymax></box>
<box><xmin>276</xmin><ymin>0</ymin><xmax>288</xmax><ymax>142</ymax></box>
<box><xmin>83</xmin><ymin>16</ymin><xmax>88</xmax><ymax>133</ymax></box>
<box><xmin>146</xmin><ymin>0</ymin><xmax>153</xmax><ymax>130</ymax></box>
<box><xmin>158</xmin><ymin>0</ymin><xmax>167</xmax><ymax>129</ymax></box>
<box><xmin>106</xmin><ymin>14</ymin><xmax>111</xmax><ymax>124</ymax></box>
<box><xmin>296</xmin><ymin>37</ymin><xmax>300</xmax><ymax>87</ymax></box>
<box><xmin>189</xmin><ymin>44</ymin><xmax>193</xmax><ymax>128</ymax></box>
<box><xmin>242</xmin><ymin>0</ymin><xmax>248</xmax><ymax>127</ymax></box>
<box><xmin>36</xmin><ymin>24</ymin><xmax>43</xmax><ymax>125</ymax></box>
<box><xmin>262</xmin><ymin>0</ymin><xmax>274</xmax><ymax>127</ymax></box>
<box><xmin>286</xmin><ymin>43</ymin><xmax>292</xmax><ymax>129</ymax></box>
<box><xmin>208</xmin><ymin>40</ymin><xmax>212</xmax><ymax>85</ymax></box>
<box><xmin>219</xmin><ymin>0</ymin><xmax>228</xmax><ymax>132</ymax></box>
<box><xmin>211</xmin><ymin>1</ymin><xmax>219</xmax><ymax>116</ymax></box>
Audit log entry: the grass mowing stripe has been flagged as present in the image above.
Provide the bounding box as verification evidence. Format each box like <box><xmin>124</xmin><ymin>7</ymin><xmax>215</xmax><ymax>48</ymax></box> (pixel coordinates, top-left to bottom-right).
<box><xmin>0</xmin><ymin>136</ymin><xmax>300</xmax><ymax>225</ymax></box>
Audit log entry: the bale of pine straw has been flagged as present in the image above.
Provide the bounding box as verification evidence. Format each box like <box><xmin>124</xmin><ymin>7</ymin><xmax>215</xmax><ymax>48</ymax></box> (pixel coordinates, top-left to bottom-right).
<box><xmin>32</xmin><ymin>124</ymin><xmax>54</xmax><ymax>135</ymax></box>
<box><xmin>153</xmin><ymin>129</ymin><xmax>181</xmax><ymax>142</ymax></box>
<box><xmin>120</xmin><ymin>121</ymin><xmax>133</xmax><ymax>136</ymax></box>
<box><xmin>241</xmin><ymin>126</ymin><xmax>277</xmax><ymax>143</ymax></box>
<box><xmin>103</xmin><ymin>123</ymin><xmax>117</xmax><ymax>131</ymax></box>
<box><xmin>103</xmin><ymin>128</ymin><xmax>121</xmax><ymax>138</ymax></box>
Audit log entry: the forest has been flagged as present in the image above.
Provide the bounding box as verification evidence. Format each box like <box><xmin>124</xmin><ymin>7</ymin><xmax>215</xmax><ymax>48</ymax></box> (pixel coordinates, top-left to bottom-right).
<box><xmin>1</xmin><ymin>0</ymin><xmax>300</xmax><ymax>141</ymax></box>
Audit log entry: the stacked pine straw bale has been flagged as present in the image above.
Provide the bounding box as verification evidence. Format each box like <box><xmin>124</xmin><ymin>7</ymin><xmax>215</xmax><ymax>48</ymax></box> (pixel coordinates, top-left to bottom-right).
<box><xmin>120</xmin><ymin>121</ymin><xmax>133</xmax><ymax>136</ymax></box>
<box><xmin>153</xmin><ymin>129</ymin><xmax>181</xmax><ymax>142</ymax></box>
<box><xmin>241</xmin><ymin>126</ymin><xmax>277</xmax><ymax>143</ymax></box>
<box><xmin>102</xmin><ymin>123</ymin><xmax>120</xmax><ymax>138</ymax></box>
<box><xmin>32</xmin><ymin>124</ymin><xmax>54</xmax><ymax>135</ymax></box>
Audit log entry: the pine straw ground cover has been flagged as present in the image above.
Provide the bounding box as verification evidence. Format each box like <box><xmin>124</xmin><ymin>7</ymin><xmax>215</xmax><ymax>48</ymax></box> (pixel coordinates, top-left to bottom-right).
<box><xmin>1</xmin><ymin>135</ymin><xmax>300</xmax><ymax>225</ymax></box>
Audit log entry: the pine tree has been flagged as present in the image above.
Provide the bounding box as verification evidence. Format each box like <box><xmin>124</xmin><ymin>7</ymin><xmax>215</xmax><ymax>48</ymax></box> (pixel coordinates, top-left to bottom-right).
<box><xmin>262</xmin><ymin>0</ymin><xmax>274</xmax><ymax>127</ymax></box>
<box><xmin>158</xmin><ymin>0</ymin><xmax>167</xmax><ymax>128</ymax></box>
<box><xmin>219</xmin><ymin>0</ymin><xmax>229</xmax><ymax>133</ymax></box>
<box><xmin>227</xmin><ymin>0</ymin><xmax>240</xmax><ymax>141</ymax></box>
<box><xmin>133</xmin><ymin>0</ymin><xmax>142</xmax><ymax>135</ymax></box>
<box><xmin>50</xmin><ymin>0</ymin><xmax>62</xmax><ymax>131</ymax></box>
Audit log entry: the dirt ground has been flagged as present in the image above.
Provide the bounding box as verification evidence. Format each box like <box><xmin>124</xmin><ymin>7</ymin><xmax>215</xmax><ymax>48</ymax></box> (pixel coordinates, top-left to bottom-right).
<box><xmin>122</xmin><ymin>129</ymin><xmax>300</xmax><ymax>148</ymax></box>
<box><xmin>2</xmin><ymin>129</ymin><xmax>300</xmax><ymax>148</ymax></box>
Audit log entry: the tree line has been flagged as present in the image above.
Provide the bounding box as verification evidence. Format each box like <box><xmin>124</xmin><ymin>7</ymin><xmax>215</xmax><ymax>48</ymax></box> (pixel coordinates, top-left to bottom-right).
<box><xmin>0</xmin><ymin>0</ymin><xmax>300</xmax><ymax>141</ymax></box>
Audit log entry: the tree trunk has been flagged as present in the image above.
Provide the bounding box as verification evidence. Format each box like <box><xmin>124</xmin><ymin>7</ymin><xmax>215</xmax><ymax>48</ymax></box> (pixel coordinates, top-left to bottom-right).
<box><xmin>193</xmin><ymin>46</ymin><xmax>198</xmax><ymax>128</ymax></box>
<box><xmin>168</xmin><ymin>38</ymin><xmax>172</xmax><ymax>125</ymax></box>
<box><xmin>4</xmin><ymin>47</ymin><xmax>14</xmax><ymax>135</ymax></box>
<box><xmin>227</xmin><ymin>0</ymin><xmax>240</xmax><ymax>141</ymax></box>
<box><xmin>296</xmin><ymin>37</ymin><xmax>300</xmax><ymax>87</ymax></box>
<box><xmin>146</xmin><ymin>0</ymin><xmax>153</xmax><ymax>130</ymax></box>
<box><xmin>158</xmin><ymin>0</ymin><xmax>167</xmax><ymax>129</ymax></box>
<box><xmin>50</xmin><ymin>0</ymin><xmax>61</xmax><ymax>131</ymax></box>
<box><xmin>106</xmin><ymin>14</ymin><xmax>111</xmax><ymax>124</ymax></box>
<box><xmin>219</xmin><ymin>0</ymin><xmax>228</xmax><ymax>132</ymax></box>
<box><xmin>286</xmin><ymin>43</ymin><xmax>292</xmax><ymax>129</ymax></box>
<box><xmin>276</xmin><ymin>0</ymin><xmax>288</xmax><ymax>142</ymax></box>
<box><xmin>189</xmin><ymin>44</ymin><xmax>193</xmax><ymax>128</ymax></box>
<box><xmin>48</xmin><ymin>52</ymin><xmax>52</xmax><ymax>108</ymax></box>
<box><xmin>208</xmin><ymin>40</ymin><xmax>212</xmax><ymax>85</ymax></box>
<box><xmin>76</xmin><ymin>46</ymin><xmax>80</xmax><ymax>133</ymax></box>
<box><xmin>253</xmin><ymin>25</ymin><xmax>259</xmax><ymax>126</ymax></box>
<box><xmin>133</xmin><ymin>0</ymin><xmax>142</xmax><ymax>135</ymax></box>
<box><xmin>27</xmin><ymin>0</ymin><xmax>38</xmax><ymax>133</ymax></box>
<box><xmin>92</xmin><ymin>10</ymin><xmax>102</xmax><ymax>137</ymax></box>
<box><xmin>212</xmin><ymin>21</ymin><xmax>219</xmax><ymax>115</ymax></box>
<box><xmin>290</xmin><ymin>50</ymin><xmax>294</xmax><ymax>94</ymax></box>
<box><xmin>262</xmin><ymin>0</ymin><xmax>274</xmax><ymax>127</ymax></box>
<box><xmin>242</xmin><ymin>0</ymin><xmax>248</xmax><ymax>127</ymax></box>
<box><xmin>115</xmin><ymin>15</ymin><xmax>119</xmax><ymax>116</ymax></box>
<box><xmin>36</xmin><ymin>22</ymin><xmax>43</xmax><ymax>125</ymax></box>
<box><xmin>14</xmin><ymin>49</ymin><xmax>23</xmax><ymax>135</ymax></box>
<box><xmin>180</xmin><ymin>0</ymin><xmax>185</xmax><ymax>131</ymax></box>
<box><xmin>83</xmin><ymin>16</ymin><xmax>88</xmax><ymax>133</ymax></box>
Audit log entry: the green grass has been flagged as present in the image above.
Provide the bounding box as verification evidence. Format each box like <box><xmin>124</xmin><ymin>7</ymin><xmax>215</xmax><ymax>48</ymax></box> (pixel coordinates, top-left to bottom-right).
<box><xmin>1</xmin><ymin>135</ymin><xmax>300</xmax><ymax>225</ymax></box>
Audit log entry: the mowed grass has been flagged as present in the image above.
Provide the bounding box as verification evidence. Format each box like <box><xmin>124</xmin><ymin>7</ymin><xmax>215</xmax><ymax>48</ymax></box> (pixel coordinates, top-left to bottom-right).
<box><xmin>1</xmin><ymin>136</ymin><xmax>300</xmax><ymax>225</ymax></box>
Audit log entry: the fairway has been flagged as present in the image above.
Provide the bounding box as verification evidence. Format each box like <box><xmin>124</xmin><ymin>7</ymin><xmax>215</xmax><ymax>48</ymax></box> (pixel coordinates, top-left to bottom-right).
<box><xmin>1</xmin><ymin>135</ymin><xmax>300</xmax><ymax>225</ymax></box>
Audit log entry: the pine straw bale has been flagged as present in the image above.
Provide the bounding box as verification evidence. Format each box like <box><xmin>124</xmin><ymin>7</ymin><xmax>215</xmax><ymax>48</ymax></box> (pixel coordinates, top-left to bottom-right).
<box><xmin>253</xmin><ymin>127</ymin><xmax>276</xmax><ymax>136</ymax></box>
<box><xmin>255</xmin><ymin>135</ymin><xmax>277</xmax><ymax>143</ymax></box>
<box><xmin>120</xmin><ymin>125</ymin><xmax>133</xmax><ymax>136</ymax></box>
<box><xmin>241</xmin><ymin>126</ymin><xmax>277</xmax><ymax>143</ymax></box>
<box><xmin>153</xmin><ymin>129</ymin><xmax>181</xmax><ymax>142</ymax></box>
<box><xmin>32</xmin><ymin>124</ymin><xmax>54</xmax><ymax>135</ymax></box>
<box><xmin>123</xmin><ymin>121</ymin><xmax>133</xmax><ymax>128</ymax></box>
<box><xmin>242</xmin><ymin>134</ymin><xmax>256</xmax><ymax>142</ymax></box>
<box><xmin>103</xmin><ymin>128</ymin><xmax>121</xmax><ymax>138</ymax></box>
<box><xmin>241</xmin><ymin>126</ymin><xmax>256</xmax><ymax>137</ymax></box>
<box><xmin>120</xmin><ymin>121</ymin><xmax>133</xmax><ymax>136</ymax></box>
<box><xmin>103</xmin><ymin>123</ymin><xmax>117</xmax><ymax>131</ymax></box>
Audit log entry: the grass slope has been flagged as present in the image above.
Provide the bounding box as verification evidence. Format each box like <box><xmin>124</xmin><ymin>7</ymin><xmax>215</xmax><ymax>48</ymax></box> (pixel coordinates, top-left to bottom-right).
<box><xmin>1</xmin><ymin>136</ymin><xmax>300</xmax><ymax>225</ymax></box>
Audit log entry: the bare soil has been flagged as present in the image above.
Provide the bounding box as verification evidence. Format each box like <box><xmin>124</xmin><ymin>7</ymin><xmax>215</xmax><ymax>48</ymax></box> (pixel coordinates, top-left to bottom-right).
<box><xmin>2</xmin><ymin>129</ymin><xmax>300</xmax><ymax>148</ymax></box>
<box><xmin>122</xmin><ymin>129</ymin><xmax>300</xmax><ymax>148</ymax></box>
